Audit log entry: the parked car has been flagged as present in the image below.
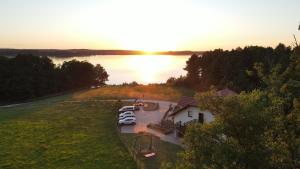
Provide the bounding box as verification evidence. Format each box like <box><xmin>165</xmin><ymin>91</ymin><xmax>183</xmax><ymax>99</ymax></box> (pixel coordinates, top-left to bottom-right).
<box><xmin>119</xmin><ymin>112</ymin><xmax>136</xmax><ymax>119</ymax></box>
<box><xmin>119</xmin><ymin>114</ymin><xmax>136</xmax><ymax>120</ymax></box>
<box><xmin>118</xmin><ymin>117</ymin><xmax>136</xmax><ymax>125</ymax></box>
<box><xmin>118</xmin><ymin>106</ymin><xmax>139</xmax><ymax>112</ymax></box>
<box><xmin>119</xmin><ymin>111</ymin><xmax>135</xmax><ymax>117</ymax></box>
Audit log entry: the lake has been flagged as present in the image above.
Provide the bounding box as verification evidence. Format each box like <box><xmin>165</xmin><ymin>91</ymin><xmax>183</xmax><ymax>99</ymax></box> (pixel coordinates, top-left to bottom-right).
<box><xmin>50</xmin><ymin>55</ymin><xmax>190</xmax><ymax>85</ymax></box>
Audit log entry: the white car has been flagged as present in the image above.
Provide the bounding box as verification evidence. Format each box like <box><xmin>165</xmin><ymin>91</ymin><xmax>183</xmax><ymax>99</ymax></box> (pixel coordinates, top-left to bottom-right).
<box><xmin>119</xmin><ymin>113</ymin><xmax>136</xmax><ymax>120</ymax></box>
<box><xmin>119</xmin><ymin>117</ymin><xmax>136</xmax><ymax>125</ymax></box>
<box><xmin>118</xmin><ymin>106</ymin><xmax>138</xmax><ymax>113</ymax></box>
<box><xmin>119</xmin><ymin>111</ymin><xmax>135</xmax><ymax>118</ymax></box>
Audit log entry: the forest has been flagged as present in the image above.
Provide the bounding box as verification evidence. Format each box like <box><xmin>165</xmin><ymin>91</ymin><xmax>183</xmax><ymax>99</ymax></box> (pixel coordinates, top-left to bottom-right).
<box><xmin>168</xmin><ymin>43</ymin><xmax>293</xmax><ymax>92</ymax></box>
<box><xmin>0</xmin><ymin>54</ymin><xmax>108</xmax><ymax>104</ymax></box>
<box><xmin>165</xmin><ymin>45</ymin><xmax>300</xmax><ymax>169</ymax></box>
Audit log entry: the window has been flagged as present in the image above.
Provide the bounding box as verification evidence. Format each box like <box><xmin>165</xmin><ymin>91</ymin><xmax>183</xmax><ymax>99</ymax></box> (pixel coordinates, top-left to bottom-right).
<box><xmin>188</xmin><ymin>111</ymin><xmax>192</xmax><ymax>117</ymax></box>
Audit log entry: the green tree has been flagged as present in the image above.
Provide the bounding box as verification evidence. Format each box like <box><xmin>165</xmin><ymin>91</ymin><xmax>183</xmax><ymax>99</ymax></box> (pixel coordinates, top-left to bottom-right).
<box><xmin>177</xmin><ymin>47</ymin><xmax>300</xmax><ymax>169</ymax></box>
<box><xmin>94</xmin><ymin>64</ymin><xmax>109</xmax><ymax>85</ymax></box>
<box><xmin>60</xmin><ymin>60</ymin><xmax>108</xmax><ymax>89</ymax></box>
<box><xmin>182</xmin><ymin>45</ymin><xmax>292</xmax><ymax>92</ymax></box>
<box><xmin>253</xmin><ymin>47</ymin><xmax>300</xmax><ymax>168</ymax></box>
<box><xmin>184</xmin><ymin>54</ymin><xmax>201</xmax><ymax>87</ymax></box>
<box><xmin>178</xmin><ymin>90</ymin><xmax>273</xmax><ymax>169</ymax></box>
<box><xmin>0</xmin><ymin>55</ymin><xmax>109</xmax><ymax>103</ymax></box>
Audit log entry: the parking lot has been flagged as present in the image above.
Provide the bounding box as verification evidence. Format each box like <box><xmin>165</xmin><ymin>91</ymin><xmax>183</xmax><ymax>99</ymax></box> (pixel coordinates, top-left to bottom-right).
<box><xmin>120</xmin><ymin>99</ymin><xmax>181</xmax><ymax>145</ymax></box>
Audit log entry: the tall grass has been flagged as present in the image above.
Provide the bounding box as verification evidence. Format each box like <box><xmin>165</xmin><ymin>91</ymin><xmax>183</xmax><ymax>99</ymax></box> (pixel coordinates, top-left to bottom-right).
<box><xmin>74</xmin><ymin>85</ymin><xmax>194</xmax><ymax>101</ymax></box>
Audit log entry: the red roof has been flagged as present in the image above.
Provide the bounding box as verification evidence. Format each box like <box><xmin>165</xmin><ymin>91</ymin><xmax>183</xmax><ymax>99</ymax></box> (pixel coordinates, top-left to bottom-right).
<box><xmin>217</xmin><ymin>88</ymin><xmax>237</xmax><ymax>97</ymax></box>
<box><xmin>169</xmin><ymin>97</ymin><xmax>198</xmax><ymax>116</ymax></box>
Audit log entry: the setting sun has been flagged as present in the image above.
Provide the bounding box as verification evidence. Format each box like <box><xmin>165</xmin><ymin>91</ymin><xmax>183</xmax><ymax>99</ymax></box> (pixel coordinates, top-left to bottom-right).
<box><xmin>93</xmin><ymin>0</ymin><xmax>194</xmax><ymax>51</ymax></box>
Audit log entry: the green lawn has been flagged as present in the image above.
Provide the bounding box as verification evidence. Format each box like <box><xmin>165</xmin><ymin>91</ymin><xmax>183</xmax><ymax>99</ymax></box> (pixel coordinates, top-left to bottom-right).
<box><xmin>0</xmin><ymin>85</ymin><xmax>191</xmax><ymax>169</ymax></box>
<box><xmin>0</xmin><ymin>96</ymin><xmax>136</xmax><ymax>169</ymax></box>
<box><xmin>121</xmin><ymin>134</ymin><xmax>183</xmax><ymax>169</ymax></box>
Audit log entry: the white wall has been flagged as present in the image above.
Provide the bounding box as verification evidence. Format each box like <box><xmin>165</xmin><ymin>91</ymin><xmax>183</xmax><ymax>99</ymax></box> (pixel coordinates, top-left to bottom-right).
<box><xmin>202</xmin><ymin>110</ymin><xmax>215</xmax><ymax>123</ymax></box>
<box><xmin>173</xmin><ymin>107</ymin><xmax>215</xmax><ymax>125</ymax></box>
<box><xmin>173</xmin><ymin>107</ymin><xmax>199</xmax><ymax>124</ymax></box>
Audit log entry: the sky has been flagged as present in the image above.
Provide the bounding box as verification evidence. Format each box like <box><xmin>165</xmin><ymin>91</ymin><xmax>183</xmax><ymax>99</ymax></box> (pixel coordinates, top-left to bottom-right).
<box><xmin>0</xmin><ymin>0</ymin><xmax>299</xmax><ymax>51</ymax></box>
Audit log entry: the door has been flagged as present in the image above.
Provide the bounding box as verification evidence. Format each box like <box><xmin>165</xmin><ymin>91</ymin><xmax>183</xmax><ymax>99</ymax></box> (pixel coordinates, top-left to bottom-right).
<box><xmin>198</xmin><ymin>113</ymin><xmax>204</xmax><ymax>124</ymax></box>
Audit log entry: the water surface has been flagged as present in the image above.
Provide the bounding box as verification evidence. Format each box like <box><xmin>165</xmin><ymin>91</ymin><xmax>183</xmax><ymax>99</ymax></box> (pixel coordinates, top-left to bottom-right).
<box><xmin>50</xmin><ymin>55</ymin><xmax>190</xmax><ymax>84</ymax></box>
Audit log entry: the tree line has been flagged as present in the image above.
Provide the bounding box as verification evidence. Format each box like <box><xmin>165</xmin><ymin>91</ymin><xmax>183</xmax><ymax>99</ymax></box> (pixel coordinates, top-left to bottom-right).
<box><xmin>167</xmin><ymin>43</ymin><xmax>292</xmax><ymax>92</ymax></box>
<box><xmin>0</xmin><ymin>54</ymin><xmax>108</xmax><ymax>104</ymax></box>
<box><xmin>162</xmin><ymin>46</ymin><xmax>300</xmax><ymax>169</ymax></box>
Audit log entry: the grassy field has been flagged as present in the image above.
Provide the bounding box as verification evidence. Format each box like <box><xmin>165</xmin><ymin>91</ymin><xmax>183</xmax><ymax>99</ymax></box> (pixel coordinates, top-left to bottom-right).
<box><xmin>0</xmin><ymin>95</ymin><xmax>136</xmax><ymax>169</ymax></box>
<box><xmin>121</xmin><ymin>134</ymin><xmax>183</xmax><ymax>169</ymax></box>
<box><xmin>0</xmin><ymin>85</ymin><xmax>191</xmax><ymax>169</ymax></box>
<box><xmin>74</xmin><ymin>85</ymin><xmax>195</xmax><ymax>101</ymax></box>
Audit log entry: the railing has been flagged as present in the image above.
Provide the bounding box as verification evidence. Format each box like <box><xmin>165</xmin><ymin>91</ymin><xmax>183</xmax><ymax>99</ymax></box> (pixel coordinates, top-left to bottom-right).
<box><xmin>161</xmin><ymin>104</ymin><xmax>173</xmax><ymax>121</ymax></box>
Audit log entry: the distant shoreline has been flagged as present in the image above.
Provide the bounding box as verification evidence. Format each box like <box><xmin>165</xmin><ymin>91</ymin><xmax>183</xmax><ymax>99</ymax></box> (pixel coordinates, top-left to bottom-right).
<box><xmin>0</xmin><ymin>49</ymin><xmax>203</xmax><ymax>57</ymax></box>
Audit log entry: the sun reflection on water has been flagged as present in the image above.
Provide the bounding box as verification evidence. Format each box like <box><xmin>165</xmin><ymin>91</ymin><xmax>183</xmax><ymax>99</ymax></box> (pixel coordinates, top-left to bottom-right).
<box><xmin>50</xmin><ymin>55</ymin><xmax>189</xmax><ymax>84</ymax></box>
<box><xmin>124</xmin><ymin>55</ymin><xmax>174</xmax><ymax>83</ymax></box>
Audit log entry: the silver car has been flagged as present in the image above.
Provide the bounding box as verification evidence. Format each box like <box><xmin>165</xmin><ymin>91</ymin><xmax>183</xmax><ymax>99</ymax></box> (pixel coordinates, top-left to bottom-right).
<box><xmin>118</xmin><ymin>117</ymin><xmax>136</xmax><ymax>125</ymax></box>
<box><xmin>119</xmin><ymin>111</ymin><xmax>135</xmax><ymax>118</ymax></box>
<box><xmin>119</xmin><ymin>114</ymin><xmax>136</xmax><ymax>120</ymax></box>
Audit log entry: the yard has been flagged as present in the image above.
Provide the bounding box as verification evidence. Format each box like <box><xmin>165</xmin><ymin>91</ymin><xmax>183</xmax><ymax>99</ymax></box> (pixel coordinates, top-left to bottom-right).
<box><xmin>0</xmin><ymin>85</ymin><xmax>189</xmax><ymax>169</ymax></box>
<box><xmin>0</xmin><ymin>95</ymin><xmax>136</xmax><ymax>169</ymax></box>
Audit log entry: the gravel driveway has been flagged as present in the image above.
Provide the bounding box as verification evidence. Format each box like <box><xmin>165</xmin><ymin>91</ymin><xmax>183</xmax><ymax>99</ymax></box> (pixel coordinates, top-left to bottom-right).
<box><xmin>120</xmin><ymin>99</ymin><xmax>182</xmax><ymax>145</ymax></box>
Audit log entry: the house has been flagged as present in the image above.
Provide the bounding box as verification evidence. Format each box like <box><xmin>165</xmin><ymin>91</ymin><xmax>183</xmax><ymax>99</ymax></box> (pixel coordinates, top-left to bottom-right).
<box><xmin>168</xmin><ymin>88</ymin><xmax>237</xmax><ymax>137</ymax></box>
<box><xmin>169</xmin><ymin>97</ymin><xmax>214</xmax><ymax>125</ymax></box>
<box><xmin>168</xmin><ymin>97</ymin><xmax>214</xmax><ymax>137</ymax></box>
